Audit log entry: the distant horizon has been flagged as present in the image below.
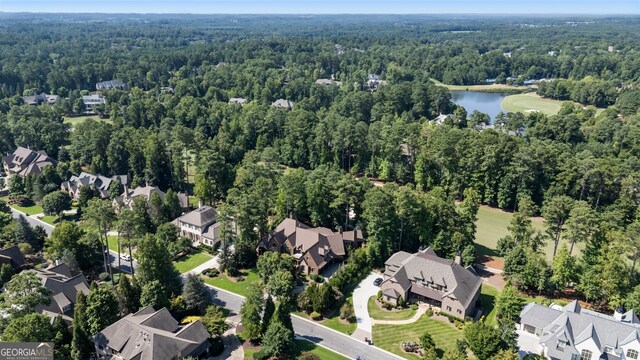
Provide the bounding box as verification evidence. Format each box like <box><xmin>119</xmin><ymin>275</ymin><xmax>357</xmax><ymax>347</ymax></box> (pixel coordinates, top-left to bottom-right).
<box><xmin>0</xmin><ymin>0</ymin><xmax>638</xmax><ymax>15</ymax></box>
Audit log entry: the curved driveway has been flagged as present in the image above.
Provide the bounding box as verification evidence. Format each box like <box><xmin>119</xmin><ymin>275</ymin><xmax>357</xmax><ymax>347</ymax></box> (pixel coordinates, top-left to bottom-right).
<box><xmin>352</xmin><ymin>272</ymin><xmax>382</xmax><ymax>336</ymax></box>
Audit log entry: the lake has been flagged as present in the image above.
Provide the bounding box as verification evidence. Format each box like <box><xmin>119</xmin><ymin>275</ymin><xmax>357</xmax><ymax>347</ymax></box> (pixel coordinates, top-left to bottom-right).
<box><xmin>450</xmin><ymin>91</ymin><xmax>508</xmax><ymax>121</ymax></box>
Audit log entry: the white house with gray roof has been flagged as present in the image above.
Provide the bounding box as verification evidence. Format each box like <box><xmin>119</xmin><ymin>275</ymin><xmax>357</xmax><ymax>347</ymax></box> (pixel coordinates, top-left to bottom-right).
<box><xmin>519</xmin><ymin>300</ymin><xmax>640</xmax><ymax>360</ymax></box>
<box><xmin>380</xmin><ymin>247</ymin><xmax>482</xmax><ymax>318</ymax></box>
<box><xmin>172</xmin><ymin>206</ymin><xmax>222</xmax><ymax>248</ymax></box>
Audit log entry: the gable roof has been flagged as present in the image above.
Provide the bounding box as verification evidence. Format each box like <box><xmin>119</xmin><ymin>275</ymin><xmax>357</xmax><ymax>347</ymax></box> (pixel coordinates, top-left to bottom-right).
<box><xmin>382</xmin><ymin>248</ymin><xmax>482</xmax><ymax>309</ymax></box>
<box><xmin>521</xmin><ymin>301</ymin><xmax>640</xmax><ymax>360</ymax></box>
<box><xmin>2</xmin><ymin>147</ymin><xmax>57</xmax><ymax>177</ymax></box>
<box><xmin>0</xmin><ymin>245</ymin><xmax>25</xmax><ymax>269</ymax></box>
<box><xmin>95</xmin><ymin>306</ymin><xmax>210</xmax><ymax>360</ymax></box>
<box><xmin>271</xmin><ymin>99</ymin><xmax>294</xmax><ymax>109</ymax></box>
<box><xmin>176</xmin><ymin>206</ymin><xmax>217</xmax><ymax>227</ymax></box>
<box><xmin>32</xmin><ymin>263</ymin><xmax>90</xmax><ymax>321</ymax></box>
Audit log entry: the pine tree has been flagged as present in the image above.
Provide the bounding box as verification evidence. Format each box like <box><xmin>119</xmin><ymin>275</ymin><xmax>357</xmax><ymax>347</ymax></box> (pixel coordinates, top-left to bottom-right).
<box><xmin>117</xmin><ymin>275</ymin><xmax>140</xmax><ymax>315</ymax></box>
<box><xmin>240</xmin><ymin>283</ymin><xmax>264</xmax><ymax>341</ymax></box>
<box><xmin>85</xmin><ymin>284</ymin><xmax>119</xmax><ymax>335</ymax></box>
<box><xmin>261</xmin><ymin>295</ymin><xmax>275</xmax><ymax>335</ymax></box>
<box><xmin>261</xmin><ymin>318</ymin><xmax>293</xmax><ymax>358</ymax></box>
<box><xmin>140</xmin><ymin>280</ymin><xmax>169</xmax><ymax>309</ymax></box>
<box><xmin>71</xmin><ymin>293</ymin><xmax>92</xmax><ymax>360</ymax></box>
<box><xmin>182</xmin><ymin>273</ymin><xmax>212</xmax><ymax>314</ymax></box>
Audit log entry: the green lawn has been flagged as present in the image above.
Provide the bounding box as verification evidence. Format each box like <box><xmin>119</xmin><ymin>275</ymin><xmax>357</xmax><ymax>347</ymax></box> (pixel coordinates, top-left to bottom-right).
<box><xmin>40</xmin><ymin>215</ymin><xmax>59</xmax><ymax>225</ymax></box>
<box><xmin>480</xmin><ymin>284</ymin><xmax>499</xmax><ymax>326</ymax></box>
<box><xmin>501</xmin><ymin>92</ymin><xmax>566</xmax><ymax>115</ymax></box>
<box><xmin>474</xmin><ymin>205</ymin><xmax>583</xmax><ymax>262</ymax></box>
<box><xmin>202</xmin><ymin>268</ymin><xmax>260</xmax><ymax>297</ymax></box>
<box><xmin>373</xmin><ymin>315</ymin><xmax>462</xmax><ymax>359</ymax></box>
<box><xmin>9</xmin><ymin>202</ymin><xmax>43</xmax><ymax>216</ymax></box>
<box><xmin>368</xmin><ymin>296</ymin><xmax>417</xmax><ymax>321</ymax></box>
<box><xmin>293</xmin><ymin>339</ymin><xmax>350</xmax><ymax>360</ymax></box>
<box><xmin>107</xmin><ymin>236</ymin><xmax>120</xmax><ymax>252</ymax></box>
<box><xmin>173</xmin><ymin>250</ymin><xmax>213</xmax><ymax>273</ymax></box>
<box><xmin>63</xmin><ymin>115</ymin><xmax>111</xmax><ymax>127</ymax></box>
<box><xmin>295</xmin><ymin>296</ymin><xmax>357</xmax><ymax>335</ymax></box>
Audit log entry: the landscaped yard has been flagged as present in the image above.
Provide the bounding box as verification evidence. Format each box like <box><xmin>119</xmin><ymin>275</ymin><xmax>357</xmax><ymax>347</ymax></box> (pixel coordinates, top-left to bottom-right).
<box><xmin>373</xmin><ymin>314</ymin><xmax>463</xmax><ymax>359</ymax></box>
<box><xmin>202</xmin><ymin>268</ymin><xmax>260</xmax><ymax>297</ymax></box>
<box><xmin>367</xmin><ymin>296</ymin><xmax>417</xmax><ymax>321</ymax></box>
<box><xmin>293</xmin><ymin>339</ymin><xmax>350</xmax><ymax>360</ymax></box>
<box><xmin>295</xmin><ymin>296</ymin><xmax>358</xmax><ymax>335</ymax></box>
<box><xmin>9</xmin><ymin>202</ymin><xmax>43</xmax><ymax>216</ymax></box>
<box><xmin>474</xmin><ymin>205</ymin><xmax>583</xmax><ymax>262</ymax></box>
<box><xmin>480</xmin><ymin>284</ymin><xmax>499</xmax><ymax>326</ymax></box>
<box><xmin>173</xmin><ymin>250</ymin><xmax>213</xmax><ymax>273</ymax></box>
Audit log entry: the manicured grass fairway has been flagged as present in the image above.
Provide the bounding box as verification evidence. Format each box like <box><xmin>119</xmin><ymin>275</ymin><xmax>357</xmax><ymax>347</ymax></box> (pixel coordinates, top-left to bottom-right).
<box><xmin>373</xmin><ymin>315</ymin><xmax>462</xmax><ymax>359</ymax></box>
<box><xmin>474</xmin><ymin>205</ymin><xmax>583</xmax><ymax>262</ymax></box>
<box><xmin>293</xmin><ymin>339</ymin><xmax>351</xmax><ymax>360</ymax></box>
<box><xmin>173</xmin><ymin>250</ymin><xmax>213</xmax><ymax>273</ymax></box>
<box><xmin>202</xmin><ymin>268</ymin><xmax>260</xmax><ymax>298</ymax></box>
<box><xmin>500</xmin><ymin>92</ymin><xmax>565</xmax><ymax>115</ymax></box>
<box><xmin>63</xmin><ymin>115</ymin><xmax>111</xmax><ymax>127</ymax></box>
<box><xmin>367</xmin><ymin>296</ymin><xmax>417</xmax><ymax>321</ymax></box>
<box><xmin>480</xmin><ymin>284</ymin><xmax>499</xmax><ymax>326</ymax></box>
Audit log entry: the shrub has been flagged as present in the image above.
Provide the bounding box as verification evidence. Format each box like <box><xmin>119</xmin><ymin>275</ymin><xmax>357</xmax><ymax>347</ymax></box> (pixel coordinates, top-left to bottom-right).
<box><xmin>298</xmin><ymin>351</ymin><xmax>321</xmax><ymax>360</ymax></box>
<box><xmin>425</xmin><ymin>308</ymin><xmax>434</xmax><ymax>317</ymax></box>
<box><xmin>410</xmin><ymin>304</ymin><xmax>418</xmax><ymax>310</ymax></box>
<box><xmin>98</xmin><ymin>272</ymin><xmax>110</xmax><ymax>281</ymax></box>
<box><xmin>377</xmin><ymin>290</ymin><xmax>382</xmax><ymax>299</ymax></box>
<box><xmin>383</xmin><ymin>302</ymin><xmax>393</xmax><ymax>310</ymax></box>
<box><xmin>310</xmin><ymin>311</ymin><xmax>322</xmax><ymax>321</ymax></box>
<box><xmin>401</xmin><ymin>341</ymin><xmax>420</xmax><ymax>353</ymax></box>
<box><xmin>420</xmin><ymin>332</ymin><xmax>435</xmax><ymax>350</ymax></box>
<box><xmin>203</xmin><ymin>268</ymin><xmax>219</xmax><ymax>277</ymax></box>
<box><xmin>252</xmin><ymin>349</ymin><xmax>269</xmax><ymax>360</ymax></box>
<box><xmin>339</xmin><ymin>302</ymin><xmax>355</xmax><ymax>322</ymax></box>
<box><xmin>397</xmin><ymin>295</ymin><xmax>405</xmax><ymax>308</ymax></box>
<box><xmin>17</xmin><ymin>243</ymin><xmax>34</xmax><ymax>255</ymax></box>
<box><xmin>209</xmin><ymin>337</ymin><xmax>224</xmax><ymax>356</ymax></box>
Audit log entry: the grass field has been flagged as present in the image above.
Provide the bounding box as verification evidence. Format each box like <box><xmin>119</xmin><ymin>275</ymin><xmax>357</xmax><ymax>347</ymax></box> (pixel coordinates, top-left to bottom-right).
<box><xmin>107</xmin><ymin>235</ymin><xmax>120</xmax><ymax>252</ymax></box>
<box><xmin>474</xmin><ymin>205</ymin><xmax>583</xmax><ymax>262</ymax></box>
<box><xmin>202</xmin><ymin>268</ymin><xmax>260</xmax><ymax>298</ymax></box>
<box><xmin>9</xmin><ymin>202</ymin><xmax>43</xmax><ymax>216</ymax></box>
<box><xmin>40</xmin><ymin>215</ymin><xmax>59</xmax><ymax>225</ymax></box>
<box><xmin>479</xmin><ymin>284</ymin><xmax>499</xmax><ymax>326</ymax></box>
<box><xmin>173</xmin><ymin>250</ymin><xmax>213</xmax><ymax>273</ymax></box>
<box><xmin>500</xmin><ymin>92</ymin><xmax>566</xmax><ymax>115</ymax></box>
<box><xmin>63</xmin><ymin>115</ymin><xmax>111</xmax><ymax>127</ymax></box>
<box><xmin>293</xmin><ymin>339</ymin><xmax>351</xmax><ymax>360</ymax></box>
<box><xmin>431</xmin><ymin>78</ymin><xmax>531</xmax><ymax>94</ymax></box>
<box><xmin>373</xmin><ymin>315</ymin><xmax>462</xmax><ymax>359</ymax></box>
<box><xmin>368</xmin><ymin>296</ymin><xmax>417</xmax><ymax>321</ymax></box>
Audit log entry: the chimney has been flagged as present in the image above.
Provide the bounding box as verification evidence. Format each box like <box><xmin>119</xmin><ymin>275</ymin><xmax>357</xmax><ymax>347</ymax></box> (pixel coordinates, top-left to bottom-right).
<box><xmin>454</xmin><ymin>251</ymin><xmax>461</xmax><ymax>265</ymax></box>
<box><xmin>614</xmin><ymin>306</ymin><xmax>624</xmax><ymax>321</ymax></box>
<box><xmin>198</xmin><ymin>199</ymin><xmax>203</xmax><ymax>208</ymax></box>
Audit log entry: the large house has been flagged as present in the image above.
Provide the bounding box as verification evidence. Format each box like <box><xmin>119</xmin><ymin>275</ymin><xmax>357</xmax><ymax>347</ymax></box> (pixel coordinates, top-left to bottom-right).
<box><xmin>82</xmin><ymin>94</ymin><xmax>106</xmax><ymax>112</ymax></box>
<box><xmin>112</xmin><ymin>185</ymin><xmax>188</xmax><ymax>211</ymax></box>
<box><xmin>257</xmin><ymin>218</ymin><xmax>365</xmax><ymax>275</ymax></box>
<box><xmin>34</xmin><ymin>263</ymin><xmax>90</xmax><ymax>324</ymax></box>
<box><xmin>61</xmin><ymin>172</ymin><xmax>128</xmax><ymax>199</ymax></box>
<box><xmin>22</xmin><ymin>93</ymin><xmax>59</xmax><ymax>106</ymax></box>
<box><xmin>519</xmin><ymin>301</ymin><xmax>640</xmax><ymax>360</ymax></box>
<box><xmin>0</xmin><ymin>245</ymin><xmax>25</xmax><ymax>271</ymax></box>
<box><xmin>172</xmin><ymin>206</ymin><xmax>221</xmax><ymax>248</ymax></box>
<box><xmin>271</xmin><ymin>99</ymin><xmax>294</xmax><ymax>110</ymax></box>
<box><xmin>96</xmin><ymin>79</ymin><xmax>127</xmax><ymax>91</ymax></box>
<box><xmin>94</xmin><ymin>306</ymin><xmax>211</xmax><ymax>360</ymax></box>
<box><xmin>2</xmin><ymin>147</ymin><xmax>57</xmax><ymax>177</ymax></box>
<box><xmin>380</xmin><ymin>248</ymin><xmax>482</xmax><ymax>318</ymax></box>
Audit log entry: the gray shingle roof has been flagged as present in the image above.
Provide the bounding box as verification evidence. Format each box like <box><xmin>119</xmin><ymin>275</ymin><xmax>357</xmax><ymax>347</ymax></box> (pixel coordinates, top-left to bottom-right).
<box><xmin>177</xmin><ymin>206</ymin><xmax>217</xmax><ymax>227</ymax></box>
<box><xmin>32</xmin><ymin>263</ymin><xmax>89</xmax><ymax>320</ymax></box>
<box><xmin>95</xmin><ymin>306</ymin><xmax>210</xmax><ymax>360</ymax></box>
<box><xmin>521</xmin><ymin>301</ymin><xmax>640</xmax><ymax>360</ymax></box>
<box><xmin>382</xmin><ymin>248</ymin><xmax>482</xmax><ymax>309</ymax></box>
<box><xmin>0</xmin><ymin>245</ymin><xmax>25</xmax><ymax>269</ymax></box>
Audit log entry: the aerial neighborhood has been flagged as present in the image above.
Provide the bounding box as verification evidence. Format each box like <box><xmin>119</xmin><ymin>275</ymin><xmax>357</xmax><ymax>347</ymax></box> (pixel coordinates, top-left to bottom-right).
<box><xmin>0</xmin><ymin>11</ymin><xmax>639</xmax><ymax>360</ymax></box>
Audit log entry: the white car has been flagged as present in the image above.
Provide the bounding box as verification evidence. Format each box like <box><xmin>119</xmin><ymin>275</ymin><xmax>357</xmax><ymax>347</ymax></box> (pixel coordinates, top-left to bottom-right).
<box><xmin>120</xmin><ymin>253</ymin><xmax>131</xmax><ymax>261</ymax></box>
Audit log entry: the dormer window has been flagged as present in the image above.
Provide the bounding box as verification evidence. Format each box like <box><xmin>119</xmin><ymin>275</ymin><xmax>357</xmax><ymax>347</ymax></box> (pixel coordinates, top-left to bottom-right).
<box><xmin>627</xmin><ymin>349</ymin><xmax>639</xmax><ymax>359</ymax></box>
<box><xmin>605</xmin><ymin>346</ymin><xmax>614</xmax><ymax>354</ymax></box>
<box><xmin>557</xmin><ymin>340</ymin><xmax>567</xmax><ymax>350</ymax></box>
<box><xmin>580</xmin><ymin>349</ymin><xmax>592</xmax><ymax>360</ymax></box>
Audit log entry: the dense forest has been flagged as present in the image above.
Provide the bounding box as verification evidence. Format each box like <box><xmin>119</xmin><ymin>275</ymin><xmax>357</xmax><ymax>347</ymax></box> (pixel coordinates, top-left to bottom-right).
<box><xmin>1</xmin><ymin>14</ymin><xmax>640</xmax><ymax>313</ymax></box>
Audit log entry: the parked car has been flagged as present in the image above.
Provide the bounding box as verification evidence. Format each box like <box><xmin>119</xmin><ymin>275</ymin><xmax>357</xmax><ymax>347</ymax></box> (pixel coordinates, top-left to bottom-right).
<box><xmin>120</xmin><ymin>253</ymin><xmax>131</xmax><ymax>261</ymax></box>
<box><xmin>373</xmin><ymin>277</ymin><xmax>383</xmax><ymax>286</ymax></box>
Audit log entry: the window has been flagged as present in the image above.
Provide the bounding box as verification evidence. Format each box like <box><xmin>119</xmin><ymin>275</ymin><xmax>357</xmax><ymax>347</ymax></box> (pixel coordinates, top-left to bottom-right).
<box><xmin>446</xmin><ymin>306</ymin><xmax>452</xmax><ymax>311</ymax></box>
<box><xmin>580</xmin><ymin>349</ymin><xmax>592</xmax><ymax>360</ymax></box>
<box><xmin>457</xmin><ymin>309</ymin><xmax>462</xmax><ymax>314</ymax></box>
<box><xmin>605</xmin><ymin>346</ymin><xmax>615</xmax><ymax>354</ymax></box>
<box><xmin>628</xmin><ymin>349</ymin><xmax>639</xmax><ymax>359</ymax></box>
<box><xmin>557</xmin><ymin>340</ymin><xmax>567</xmax><ymax>350</ymax></box>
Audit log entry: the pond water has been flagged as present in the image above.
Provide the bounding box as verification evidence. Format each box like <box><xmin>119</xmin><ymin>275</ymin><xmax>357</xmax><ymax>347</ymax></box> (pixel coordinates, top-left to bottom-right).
<box><xmin>450</xmin><ymin>91</ymin><xmax>508</xmax><ymax>121</ymax></box>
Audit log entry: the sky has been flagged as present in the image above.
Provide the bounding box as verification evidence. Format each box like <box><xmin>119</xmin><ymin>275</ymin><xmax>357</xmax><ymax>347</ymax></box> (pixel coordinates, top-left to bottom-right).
<box><xmin>0</xmin><ymin>0</ymin><xmax>638</xmax><ymax>14</ymax></box>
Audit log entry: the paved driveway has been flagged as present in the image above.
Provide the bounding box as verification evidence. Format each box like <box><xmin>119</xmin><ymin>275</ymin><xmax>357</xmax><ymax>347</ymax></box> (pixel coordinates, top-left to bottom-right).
<box><xmin>352</xmin><ymin>272</ymin><xmax>382</xmax><ymax>336</ymax></box>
